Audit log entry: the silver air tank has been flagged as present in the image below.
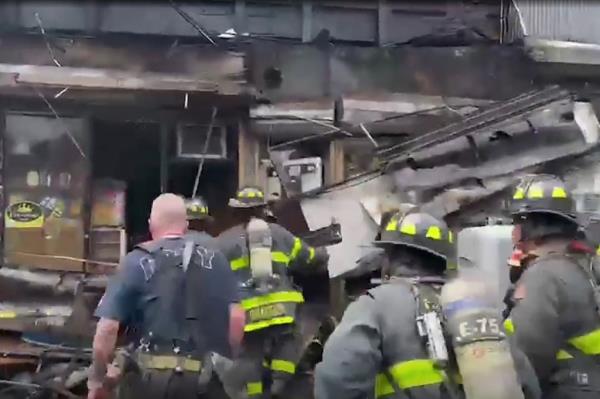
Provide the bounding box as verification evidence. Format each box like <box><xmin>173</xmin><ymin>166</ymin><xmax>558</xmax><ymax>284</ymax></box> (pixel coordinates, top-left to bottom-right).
<box><xmin>441</xmin><ymin>273</ymin><xmax>524</xmax><ymax>399</ymax></box>
<box><xmin>247</xmin><ymin>217</ymin><xmax>274</xmax><ymax>292</ymax></box>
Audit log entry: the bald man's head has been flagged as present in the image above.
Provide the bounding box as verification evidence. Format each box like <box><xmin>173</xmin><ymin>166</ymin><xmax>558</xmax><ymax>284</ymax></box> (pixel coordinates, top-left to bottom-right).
<box><xmin>149</xmin><ymin>193</ymin><xmax>188</xmax><ymax>239</ymax></box>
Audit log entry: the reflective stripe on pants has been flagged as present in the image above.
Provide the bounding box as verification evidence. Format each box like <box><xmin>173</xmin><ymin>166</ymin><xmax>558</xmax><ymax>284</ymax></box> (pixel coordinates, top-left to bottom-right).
<box><xmin>247</xmin><ymin>381</ymin><xmax>263</xmax><ymax>396</ymax></box>
<box><xmin>375</xmin><ymin>359</ymin><xmax>445</xmax><ymax>398</ymax></box>
<box><xmin>262</xmin><ymin>359</ymin><xmax>296</xmax><ymax>374</ymax></box>
<box><xmin>247</xmin><ymin>360</ymin><xmax>296</xmax><ymax>396</ymax></box>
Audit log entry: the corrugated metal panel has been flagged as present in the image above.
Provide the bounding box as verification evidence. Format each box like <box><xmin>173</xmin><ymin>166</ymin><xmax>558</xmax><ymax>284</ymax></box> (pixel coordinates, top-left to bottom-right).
<box><xmin>511</xmin><ymin>0</ymin><xmax>600</xmax><ymax>44</ymax></box>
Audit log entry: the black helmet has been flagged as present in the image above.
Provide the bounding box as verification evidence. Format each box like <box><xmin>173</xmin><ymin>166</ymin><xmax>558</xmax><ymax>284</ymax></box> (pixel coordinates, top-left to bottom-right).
<box><xmin>509</xmin><ymin>174</ymin><xmax>576</xmax><ymax>223</ymax></box>
<box><xmin>374</xmin><ymin>211</ymin><xmax>455</xmax><ymax>263</ymax></box>
<box><xmin>228</xmin><ymin>186</ymin><xmax>267</xmax><ymax>208</ymax></box>
<box><xmin>185</xmin><ymin>197</ymin><xmax>210</xmax><ymax>220</ymax></box>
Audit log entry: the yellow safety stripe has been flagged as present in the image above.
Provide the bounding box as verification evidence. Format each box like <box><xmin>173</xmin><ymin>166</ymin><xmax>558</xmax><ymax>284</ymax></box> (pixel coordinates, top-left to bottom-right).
<box><xmin>552</xmin><ymin>187</ymin><xmax>567</xmax><ymax>198</ymax></box>
<box><xmin>375</xmin><ymin>359</ymin><xmax>445</xmax><ymax>397</ymax></box>
<box><xmin>308</xmin><ymin>247</ymin><xmax>315</xmax><ymax>262</ymax></box>
<box><xmin>230</xmin><ymin>252</ymin><xmax>290</xmax><ymax>271</ymax></box>
<box><xmin>272</xmin><ymin>251</ymin><xmax>290</xmax><ymax>264</ymax></box>
<box><xmin>426</xmin><ymin>226</ymin><xmax>442</xmax><ymax>240</ymax></box>
<box><xmin>247</xmin><ymin>382</ymin><xmax>263</xmax><ymax>395</ymax></box>
<box><xmin>241</xmin><ymin>291</ymin><xmax>304</xmax><ymax>310</ymax></box>
<box><xmin>245</xmin><ymin>316</ymin><xmax>295</xmax><ymax>332</ymax></box>
<box><xmin>136</xmin><ymin>354</ymin><xmax>202</xmax><ymax>372</ymax></box>
<box><xmin>504</xmin><ymin>319</ymin><xmax>514</xmax><ymax>334</ymax></box>
<box><xmin>389</xmin><ymin>359</ymin><xmax>445</xmax><ymax>389</ymax></box>
<box><xmin>568</xmin><ymin>328</ymin><xmax>600</xmax><ymax>355</ymax></box>
<box><xmin>513</xmin><ymin>187</ymin><xmax>525</xmax><ymax>200</ymax></box>
<box><xmin>231</xmin><ymin>257</ymin><xmax>249</xmax><ymax>271</ymax></box>
<box><xmin>504</xmin><ymin>318</ymin><xmax>580</xmax><ymax>360</ymax></box>
<box><xmin>528</xmin><ymin>186</ymin><xmax>544</xmax><ymax>199</ymax></box>
<box><xmin>400</xmin><ymin>223</ymin><xmax>416</xmax><ymax>235</ymax></box>
<box><xmin>375</xmin><ymin>373</ymin><xmax>395</xmax><ymax>397</ymax></box>
<box><xmin>556</xmin><ymin>350</ymin><xmax>574</xmax><ymax>360</ymax></box>
<box><xmin>290</xmin><ymin>238</ymin><xmax>302</xmax><ymax>261</ymax></box>
<box><xmin>262</xmin><ymin>359</ymin><xmax>296</xmax><ymax>374</ymax></box>
<box><xmin>0</xmin><ymin>311</ymin><xmax>17</xmax><ymax>319</ymax></box>
<box><xmin>385</xmin><ymin>219</ymin><xmax>398</xmax><ymax>231</ymax></box>
<box><xmin>290</xmin><ymin>237</ymin><xmax>316</xmax><ymax>264</ymax></box>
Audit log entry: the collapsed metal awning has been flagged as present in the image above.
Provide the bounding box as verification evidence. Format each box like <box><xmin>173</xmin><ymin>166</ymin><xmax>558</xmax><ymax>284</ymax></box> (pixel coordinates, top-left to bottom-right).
<box><xmin>0</xmin><ymin>63</ymin><xmax>247</xmax><ymax>96</ymax></box>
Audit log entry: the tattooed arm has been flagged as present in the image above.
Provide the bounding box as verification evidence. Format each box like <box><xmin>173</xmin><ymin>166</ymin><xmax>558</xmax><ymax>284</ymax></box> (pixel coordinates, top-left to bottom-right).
<box><xmin>88</xmin><ymin>251</ymin><xmax>145</xmax><ymax>396</ymax></box>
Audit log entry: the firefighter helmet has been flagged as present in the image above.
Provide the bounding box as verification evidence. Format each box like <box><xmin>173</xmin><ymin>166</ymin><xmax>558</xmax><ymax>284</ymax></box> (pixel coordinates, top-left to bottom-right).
<box><xmin>185</xmin><ymin>197</ymin><xmax>210</xmax><ymax>220</ymax></box>
<box><xmin>509</xmin><ymin>174</ymin><xmax>576</xmax><ymax>222</ymax></box>
<box><xmin>374</xmin><ymin>211</ymin><xmax>455</xmax><ymax>263</ymax></box>
<box><xmin>228</xmin><ymin>186</ymin><xmax>267</xmax><ymax>208</ymax></box>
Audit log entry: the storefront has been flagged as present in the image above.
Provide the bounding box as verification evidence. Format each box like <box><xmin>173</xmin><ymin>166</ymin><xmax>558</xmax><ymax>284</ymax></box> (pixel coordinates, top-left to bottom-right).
<box><xmin>0</xmin><ymin>66</ymin><xmax>250</xmax><ymax>274</ymax></box>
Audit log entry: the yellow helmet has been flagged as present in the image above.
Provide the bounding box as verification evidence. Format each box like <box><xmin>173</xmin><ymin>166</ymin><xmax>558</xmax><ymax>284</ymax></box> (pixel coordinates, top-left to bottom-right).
<box><xmin>228</xmin><ymin>186</ymin><xmax>267</xmax><ymax>208</ymax></box>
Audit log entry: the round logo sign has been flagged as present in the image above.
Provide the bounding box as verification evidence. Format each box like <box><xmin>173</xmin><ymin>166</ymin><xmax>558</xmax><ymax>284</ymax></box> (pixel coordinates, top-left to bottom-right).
<box><xmin>6</xmin><ymin>201</ymin><xmax>44</xmax><ymax>227</ymax></box>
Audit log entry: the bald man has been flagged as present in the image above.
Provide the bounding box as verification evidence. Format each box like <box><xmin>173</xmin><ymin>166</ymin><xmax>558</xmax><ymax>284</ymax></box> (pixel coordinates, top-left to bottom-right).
<box><xmin>88</xmin><ymin>193</ymin><xmax>244</xmax><ymax>399</ymax></box>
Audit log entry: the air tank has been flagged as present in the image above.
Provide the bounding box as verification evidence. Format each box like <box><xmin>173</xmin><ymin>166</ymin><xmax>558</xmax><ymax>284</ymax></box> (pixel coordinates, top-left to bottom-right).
<box><xmin>441</xmin><ymin>272</ymin><xmax>524</xmax><ymax>399</ymax></box>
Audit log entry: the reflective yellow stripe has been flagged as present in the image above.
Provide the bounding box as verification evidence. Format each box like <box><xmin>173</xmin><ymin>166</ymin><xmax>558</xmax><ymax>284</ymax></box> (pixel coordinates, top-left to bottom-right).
<box><xmin>389</xmin><ymin>359</ymin><xmax>445</xmax><ymax>389</ymax></box>
<box><xmin>556</xmin><ymin>350</ymin><xmax>574</xmax><ymax>360</ymax></box>
<box><xmin>426</xmin><ymin>226</ymin><xmax>441</xmax><ymax>240</ymax></box>
<box><xmin>247</xmin><ymin>382</ymin><xmax>263</xmax><ymax>395</ymax></box>
<box><xmin>385</xmin><ymin>219</ymin><xmax>398</xmax><ymax>231</ymax></box>
<box><xmin>505</xmin><ymin>319</ymin><xmax>577</xmax><ymax>360</ymax></box>
<box><xmin>552</xmin><ymin>187</ymin><xmax>567</xmax><ymax>198</ymax></box>
<box><xmin>569</xmin><ymin>328</ymin><xmax>600</xmax><ymax>355</ymax></box>
<box><xmin>448</xmin><ymin>230</ymin><xmax>454</xmax><ymax>243</ymax></box>
<box><xmin>245</xmin><ymin>316</ymin><xmax>295</xmax><ymax>332</ymax></box>
<box><xmin>375</xmin><ymin>359</ymin><xmax>447</xmax><ymax>397</ymax></box>
<box><xmin>400</xmin><ymin>223</ymin><xmax>416</xmax><ymax>235</ymax></box>
<box><xmin>241</xmin><ymin>291</ymin><xmax>304</xmax><ymax>310</ymax></box>
<box><xmin>528</xmin><ymin>186</ymin><xmax>544</xmax><ymax>199</ymax></box>
<box><xmin>308</xmin><ymin>247</ymin><xmax>315</xmax><ymax>262</ymax></box>
<box><xmin>0</xmin><ymin>311</ymin><xmax>17</xmax><ymax>319</ymax></box>
<box><xmin>375</xmin><ymin>373</ymin><xmax>395</xmax><ymax>397</ymax></box>
<box><xmin>230</xmin><ymin>252</ymin><xmax>290</xmax><ymax>271</ymax></box>
<box><xmin>272</xmin><ymin>251</ymin><xmax>290</xmax><ymax>265</ymax></box>
<box><xmin>290</xmin><ymin>238</ymin><xmax>302</xmax><ymax>261</ymax></box>
<box><xmin>262</xmin><ymin>359</ymin><xmax>296</xmax><ymax>374</ymax></box>
<box><xmin>231</xmin><ymin>257</ymin><xmax>249</xmax><ymax>270</ymax></box>
<box><xmin>504</xmin><ymin>319</ymin><xmax>514</xmax><ymax>334</ymax></box>
<box><xmin>513</xmin><ymin>187</ymin><xmax>525</xmax><ymax>200</ymax></box>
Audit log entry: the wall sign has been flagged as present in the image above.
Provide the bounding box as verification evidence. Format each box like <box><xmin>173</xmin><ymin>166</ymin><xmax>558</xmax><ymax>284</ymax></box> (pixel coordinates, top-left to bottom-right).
<box><xmin>6</xmin><ymin>201</ymin><xmax>44</xmax><ymax>228</ymax></box>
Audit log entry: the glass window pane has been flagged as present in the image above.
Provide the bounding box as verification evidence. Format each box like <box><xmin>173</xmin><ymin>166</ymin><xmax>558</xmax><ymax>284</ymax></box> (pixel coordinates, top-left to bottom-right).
<box><xmin>4</xmin><ymin>113</ymin><xmax>90</xmax><ymax>271</ymax></box>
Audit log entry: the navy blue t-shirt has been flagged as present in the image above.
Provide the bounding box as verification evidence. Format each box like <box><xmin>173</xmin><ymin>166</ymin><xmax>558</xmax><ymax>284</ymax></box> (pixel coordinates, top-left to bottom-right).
<box><xmin>95</xmin><ymin>236</ymin><xmax>240</xmax><ymax>356</ymax></box>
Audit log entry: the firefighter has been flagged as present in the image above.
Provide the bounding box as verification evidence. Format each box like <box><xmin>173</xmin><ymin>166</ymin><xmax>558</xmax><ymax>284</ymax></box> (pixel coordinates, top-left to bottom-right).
<box><xmin>315</xmin><ymin>210</ymin><xmax>541</xmax><ymax>399</ymax></box>
<box><xmin>185</xmin><ymin>196</ymin><xmax>214</xmax><ymax>239</ymax></box>
<box><xmin>216</xmin><ymin>186</ymin><xmax>329</xmax><ymax>398</ymax></box>
<box><xmin>88</xmin><ymin>194</ymin><xmax>245</xmax><ymax>399</ymax></box>
<box><xmin>504</xmin><ymin>174</ymin><xmax>600</xmax><ymax>398</ymax></box>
